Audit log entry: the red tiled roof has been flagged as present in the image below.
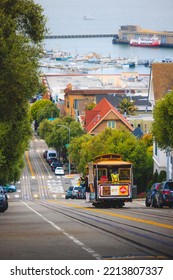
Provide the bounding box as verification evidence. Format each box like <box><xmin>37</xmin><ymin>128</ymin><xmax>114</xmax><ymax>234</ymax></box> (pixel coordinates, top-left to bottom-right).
<box><xmin>85</xmin><ymin>98</ymin><xmax>134</xmax><ymax>133</ymax></box>
<box><xmin>152</xmin><ymin>63</ymin><xmax>173</xmax><ymax>100</ymax></box>
<box><xmin>85</xmin><ymin>110</ymin><xmax>99</xmax><ymax>126</ymax></box>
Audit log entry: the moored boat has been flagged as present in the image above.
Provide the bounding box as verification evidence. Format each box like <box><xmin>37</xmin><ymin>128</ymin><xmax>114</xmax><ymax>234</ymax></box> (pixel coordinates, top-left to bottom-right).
<box><xmin>51</xmin><ymin>51</ymin><xmax>72</xmax><ymax>61</ymax></box>
<box><xmin>55</xmin><ymin>54</ymin><xmax>72</xmax><ymax>61</ymax></box>
<box><xmin>83</xmin><ymin>15</ymin><xmax>95</xmax><ymax>20</ymax></box>
<box><xmin>130</xmin><ymin>36</ymin><xmax>161</xmax><ymax>47</ymax></box>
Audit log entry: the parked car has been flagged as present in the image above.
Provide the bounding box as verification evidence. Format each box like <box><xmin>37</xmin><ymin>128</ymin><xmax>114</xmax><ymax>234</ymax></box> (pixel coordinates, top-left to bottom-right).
<box><xmin>65</xmin><ymin>186</ymin><xmax>74</xmax><ymax>199</ymax></box>
<box><xmin>3</xmin><ymin>184</ymin><xmax>16</xmax><ymax>193</ymax></box>
<box><xmin>46</xmin><ymin>149</ymin><xmax>57</xmax><ymax>163</ymax></box>
<box><xmin>43</xmin><ymin>150</ymin><xmax>48</xmax><ymax>159</ymax></box>
<box><xmin>50</xmin><ymin>161</ymin><xmax>63</xmax><ymax>171</ymax></box>
<box><xmin>0</xmin><ymin>186</ymin><xmax>8</xmax><ymax>212</ymax></box>
<box><xmin>145</xmin><ymin>183</ymin><xmax>160</xmax><ymax>207</ymax></box>
<box><xmin>81</xmin><ymin>187</ymin><xmax>86</xmax><ymax>199</ymax></box>
<box><xmin>71</xmin><ymin>186</ymin><xmax>85</xmax><ymax>199</ymax></box>
<box><xmin>162</xmin><ymin>58</ymin><xmax>172</xmax><ymax>63</ymax></box>
<box><xmin>154</xmin><ymin>181</ymin><xmax>173</xmax><ymax>208</ymax></box>
<box><xmin>54</xmin><ymin>166</ymin><xmax>65</xmax><ymax>176</ymax></box>
<box><xmin>47</xmin><ymin>157</ymin><xmax>58</xmax><ymax>165</ymax></box>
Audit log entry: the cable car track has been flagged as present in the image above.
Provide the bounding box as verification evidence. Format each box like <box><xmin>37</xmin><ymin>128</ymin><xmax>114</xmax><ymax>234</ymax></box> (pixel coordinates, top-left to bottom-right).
<box><xmin>20</xmin><ymin>135</ymin><xmax>173</xmax><ymax>259</ymax></box>
<box><xmin>21</xmin><ymin>156</ymin><xmax>33</xmax><ymax>200</ymax></box>
<box><xmin>33</xmin><ymin>200</ymin><xmax>173</xmax><ymax>259</ymax></box>
<box><xmin>116</xmin><ymin>207</ymin><xmax>173</xmax><ymax>222</ymax></box>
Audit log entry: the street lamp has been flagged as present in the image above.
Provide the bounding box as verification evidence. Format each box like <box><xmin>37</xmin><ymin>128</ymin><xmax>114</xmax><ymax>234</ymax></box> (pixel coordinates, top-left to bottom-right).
<box><xmin>57</xmin><ymin>125</ymin><xmax>71</xmax><ymax>174</ymax></box>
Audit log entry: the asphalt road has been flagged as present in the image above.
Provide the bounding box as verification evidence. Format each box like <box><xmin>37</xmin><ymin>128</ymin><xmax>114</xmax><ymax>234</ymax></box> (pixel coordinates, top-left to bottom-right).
<box><xmin>1</xmin><ymin>136</ymin><xmax>173</xmax><ymax>260</ymax></box>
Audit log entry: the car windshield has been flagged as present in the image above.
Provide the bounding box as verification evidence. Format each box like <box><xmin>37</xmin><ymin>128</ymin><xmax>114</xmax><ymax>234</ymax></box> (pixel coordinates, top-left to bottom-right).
<box><xmin>54</xmin><ymin>162</ymin><xmax>63</xmax><ymax>166</ymax></box>
<box><xmin>74</xmin><ymin>187</ymin><xmax>82</xmax><ymax>190</ymax></box>
<box><xmin>49</xmin><ymin>153</ymin><xmax>56</xmax><ymax>157</ymax></box>
<box><xmin>165</xmin><ymin>182</ymin><xmax>173</xmax><ymax>190</ymax></box>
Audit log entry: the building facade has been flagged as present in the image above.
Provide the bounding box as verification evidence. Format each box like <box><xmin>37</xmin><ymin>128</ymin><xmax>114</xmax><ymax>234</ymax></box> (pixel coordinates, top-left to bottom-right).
<box><xmin>149</xmin><ymin>62</ymin><xmax>173</xmax><ymax>179</ymax></box>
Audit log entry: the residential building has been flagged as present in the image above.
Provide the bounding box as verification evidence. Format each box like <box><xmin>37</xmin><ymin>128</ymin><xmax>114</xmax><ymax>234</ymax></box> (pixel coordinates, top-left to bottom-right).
<box><xmin>84</xmin><ymin>98</ymin><xmax>134</xmax><ymax>135</ymax></box>
<box><xmin>149</xmin><ymin>62</ymin><xmax>173</xmax><ymax>179</ymax></box>
<box><xmin>127</xmin><ymin>114</ymin><xmax>153</xmax><ymax>134</ymax></box>
<box><xmin>64</xmin><ymin>87</ymin><xmax>128</xmax><ymax>120</ymax></box>
<box><xmin>42</xmin><ymin>73</ymin><xmax>149</xmax><ymax>117</ymax></box>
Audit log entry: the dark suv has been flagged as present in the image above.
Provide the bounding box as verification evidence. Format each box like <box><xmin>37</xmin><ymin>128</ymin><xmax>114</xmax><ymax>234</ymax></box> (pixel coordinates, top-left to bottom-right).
<box><xmin>154</xmin><ymin>181</ymin><xmax>173</xmax><ymax>208</ymax></box>
<box><xmin>0</xmin><ymin>186</ymin><xmax>8</xmax><ymax>212</ymax></box>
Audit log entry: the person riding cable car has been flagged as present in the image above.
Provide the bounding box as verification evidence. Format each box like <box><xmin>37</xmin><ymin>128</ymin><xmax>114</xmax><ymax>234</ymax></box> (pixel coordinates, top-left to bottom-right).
<box><xmin>111</xmin><ymin>170</ymin><xmax>119</xmax><ymax>183</ymax></box>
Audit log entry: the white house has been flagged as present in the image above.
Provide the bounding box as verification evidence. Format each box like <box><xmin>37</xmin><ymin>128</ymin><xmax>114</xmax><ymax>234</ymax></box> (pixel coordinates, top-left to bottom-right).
<box><xmin>148</xmin><ymin>62</ymin><xmax>173</xmax><ymax>180</ymax></box>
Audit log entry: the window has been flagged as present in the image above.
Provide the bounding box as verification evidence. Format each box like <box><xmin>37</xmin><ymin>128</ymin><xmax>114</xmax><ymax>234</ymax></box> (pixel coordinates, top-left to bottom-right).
<box><xmin>94</xmin><ymin>168</ymin><xmax>107</xmax><ymax>180</ymax></box>
<box><xmin>154</xmin><ymin>142</ymin><xmax>158</xmax><ymax>156</ymax></box>
<box><xmin>74</xmin><ymin>99</ymin><xmax>78</xmax><ymax>109</ymax></box>
<box><xmin>107</xmin><ymin>120</ymin><xmax>116</xmax><ymax>128</ymax></box>
<box><xmin>119</xmin><ymin>168</ymin><xmax>131</xmax><ymax>180</ymax></box>
<box><xmin>166</xmin><ymin>182</ymin><xmax>173</xmax><ymax>190</ymax></box>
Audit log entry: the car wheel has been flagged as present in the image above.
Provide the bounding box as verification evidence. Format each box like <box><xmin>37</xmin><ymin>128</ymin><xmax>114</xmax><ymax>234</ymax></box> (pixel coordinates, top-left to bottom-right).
<box><xmin>150</xmin><ymin>197</ymin><xmax>156</xmax><ymax>208</ymax></box>
<box><xmin>145</xmin><ymin>198</ymin><xmax>150</xmax><ymax>207</ymax></box>
<box><xmin>158</xmin><ymin>198</ymin><xmax>163</xmax><ymax>208</ymax></box>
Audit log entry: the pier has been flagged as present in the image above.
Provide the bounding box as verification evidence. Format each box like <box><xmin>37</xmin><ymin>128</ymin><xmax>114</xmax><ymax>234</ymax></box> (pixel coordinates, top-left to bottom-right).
<box><xmin>44</xmin><ymin>34</ymin><xmax>116</xmax><ymax>39</ymax></box>
<box><xmin>44</xmin><ymin>26</ymin><xmax>173</xmax><ymax>47</ymax></box>
<box><xmin>114</xmin><ymin>25</ymin><xmax>173</xmax><ymax>48</ymax></box>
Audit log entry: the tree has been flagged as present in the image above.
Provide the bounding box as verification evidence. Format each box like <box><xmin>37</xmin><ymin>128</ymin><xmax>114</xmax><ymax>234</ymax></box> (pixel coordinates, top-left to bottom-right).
<box><xmin>158</xmin><ymin>170</ymin><xmax>166</xmax><ymax>182</ymax></box>
<box><xmin>141</xmin><ymin>133</ymin><xmax>153</xmax><ymax>147</ymax></box>
<box><xmin>30</xmin><ymin>99</ymin><xmax>55</xmax><ymax>130</ymax></box>
<box><xmin>0</xmin><ymin>0</ymin><xmax>46</xmax><ymax>184</ymax></box>
<box><xmin>152</xmin><ymin>91</ymin><xmax>173</xmax><ymax>149</ymax></box>
<box><xmin>69</xmin><ymin>128</ymin><xmax>153</xmax><ymax>192</ymax></box>
<box><xmin>118</xmin><ymin>98</ymin><xmax>137</xmax><ymax>115</ymax></box>
<box><xmin>69</xmin><ymin>134</ymin><xmax>93</xmax><ymax>172</ymax></box>
<box><xmin>36</xmin><ymin>102</ymin><xmax>60</xmax><ymax>123</ymax></box>
<box><xmin>38</xmin><ymin>119</ymin><xmax>54</xmax><ymax>140</ymax></box>
<box><xmin>38</xmin><ymin>114</ymin><xmax>153</xmax><ymax>192</ymax></box>
<box><xmin>86</xmin><ymin>102</ymin><xmax>96</xmax><ymax>110</ymax></box>
<box><xmin>39</xmin><ymin>117</ymin><xmax>84</xmax><ymax>162</ymax></box>
<box><xmin>30</xmin><ymin>100</ymin><xmax>53</xmax><ymax>121</ymax></box>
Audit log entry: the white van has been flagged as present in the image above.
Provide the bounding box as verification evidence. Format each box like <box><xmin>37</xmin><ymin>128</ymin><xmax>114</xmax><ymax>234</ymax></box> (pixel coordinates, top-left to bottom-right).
<box><xmin>46</xmin><ymin>149</ymin><xmax>57</xmax><ymax>163</ymax></box>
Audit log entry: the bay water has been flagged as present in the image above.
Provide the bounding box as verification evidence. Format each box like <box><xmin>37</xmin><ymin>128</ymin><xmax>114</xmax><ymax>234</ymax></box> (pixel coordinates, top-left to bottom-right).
<box><xmin>35</xmin><ymin>0</ymin><xmax>173</xmax><ymax>74</ymax></box>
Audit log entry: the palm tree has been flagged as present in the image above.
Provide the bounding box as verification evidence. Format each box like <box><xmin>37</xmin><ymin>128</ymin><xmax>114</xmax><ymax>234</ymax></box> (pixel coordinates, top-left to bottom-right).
<box><xmin>118</xmin><ymin>98</ymin><xmax>137</xmax><ymax>115</ymax></box>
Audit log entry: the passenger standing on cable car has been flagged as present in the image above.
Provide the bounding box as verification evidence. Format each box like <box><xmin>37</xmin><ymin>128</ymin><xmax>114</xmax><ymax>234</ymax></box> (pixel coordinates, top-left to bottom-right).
<box><xmin>111</xmin><ymin>170</ymin><xmax>119</xmax><ymax>183</ymax></box>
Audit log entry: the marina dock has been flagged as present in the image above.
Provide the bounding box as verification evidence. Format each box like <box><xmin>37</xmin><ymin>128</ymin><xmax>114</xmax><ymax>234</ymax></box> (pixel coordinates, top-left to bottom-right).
<box><xmin>45</xmin><ymin>34</ymin><xmax>115</xmax><ymax>39</ymax></box>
